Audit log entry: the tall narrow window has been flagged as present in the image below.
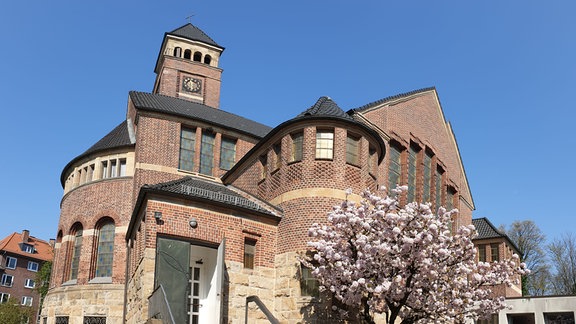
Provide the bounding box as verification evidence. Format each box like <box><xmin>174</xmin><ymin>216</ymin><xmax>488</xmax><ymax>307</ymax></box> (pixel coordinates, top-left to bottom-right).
<box><xmin>273</xmin><ymin>144</ymin><xmax>282</xmax><ymax>170</ymax></box>
<box><xmin>243</xmin><ymin>239</ymin><xmax>256</xmax><ymax>269</ymax></box>
<box><xmin>316</xmin><ymin>130</ymin><xmax>334</xmax><ymax>160</ymax></box>
<box><xmin>184</xmin><ymin>49</ymin><xmax>192</xmax><ymax>60</ymax></box>
<box><xmin>346</xmin><ymin>134</ymin><xmax>360</xmax><ymax>165</ymax></box>
<box><xmin>199</xmin><ymin>130</ymin><xmax>215</xmax><ymax>175</ymax></box>
<box><xmin>69</xmin><ymin>225</ymin><xmax>83</xmax><ymax>280</ymax></box>
<box><xmin>300</xmin><ymin>266</ymin><xmax>319</xmax><ymax>297</ymax></box>
<box><xmin>291</xmin><ymin>132</ymin><xmax>303</xmax><ymax>162</ymax></box>
<box><xmin>490</xmin><ymin>244</ymin><xmax>500</xmax><ymax>262</ymax></box>
<box><xmin>101</xmin><ymin>161</ymin><xmax>108</xmax><ymax>179</ymax></box>
<box><xmin>435</xmin><ymin>166</ymin><xmax>443</xmax><ymax>210</ymax></box>
<box><xmin>119</xmin><ymin>159</ymin><xmax>126</xmax><ymax>177</ymax></box>
<box><xmin>193</xmin><ymin>51</ymin><xmax>202</xmax><ymax>62</ymax></box>
<box><xmin>173</xmin><ymin>47</ymin><xmax>182</xmax><ymax>57</ymax></box>
<box><xmin>478</xmin><ymin>245</ymin><xmax>487</xmax><ymax>262</ymax></box>
<box><xmin>95</xmin><ymin>220</ymin><xmax>115</xmax><ymax>278</ymax></box>
<box><xmin>260</xmin><ymin>155</ymin><xmax>267</xmax><ymax>180</ymax></box>
<box><xmin>407</xmin><ymin>143</ymin><xmax>419</xmax><ymax>202</ymax></box>
<box><xmin>422</xmin><ymin>150</ymin><xmax>433</xmax><ymax>203</ymax></box>
<box><xmin>179</xmin><ymin>127</ymin><xmax>196</xmax><ymax>172</ymax></box>
<box><xmin>219</xmin><ymin>137</ymin><xmax>236</xmax><ymax>171</ymax></box>
<box><xmin>388</xmin><ymin>144</ymin><xmax>402</xmax><ymax>191</ymax></box>
<box><xmin>446</xmin><ymin>187</ymin><xmax>456</xmax><ymax>211</ymax></box>
<box><xmin>368</xmin><ymin>146</ymin><xmax>377</xmax><ymax>175</ymax></box>
<box><xmin>110</xmin><ymin>160</ymin><xmax>117</xmax><ymax>177</ymax></box>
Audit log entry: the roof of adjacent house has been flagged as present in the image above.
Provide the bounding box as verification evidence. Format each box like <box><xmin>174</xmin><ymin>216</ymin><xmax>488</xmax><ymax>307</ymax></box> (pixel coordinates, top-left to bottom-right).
<box><xmin>130</xmin><ymin>91</ymin><xmax>272</xmax><ymax>138</ymax></box>
<box><xmin>167</xmin><ymin>23</ymin><xmax>223</xmax><ymax>50</ymax></box>
<box><xmin>472</xmin><ymin>217</ymin><xmax>504</xmax><ymax>240</ymax></box>
<box><xmin>0</xmin><ymin>232</ymin><xmax>53</xmax><ymax>262</ymax></box>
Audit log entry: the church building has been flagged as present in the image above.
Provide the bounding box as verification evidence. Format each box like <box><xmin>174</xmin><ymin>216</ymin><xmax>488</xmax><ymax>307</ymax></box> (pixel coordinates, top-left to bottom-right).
<box><xmin>41</xmin><ymin>23</ymin><xmax>514</xmax><ymax>324</ymax></box>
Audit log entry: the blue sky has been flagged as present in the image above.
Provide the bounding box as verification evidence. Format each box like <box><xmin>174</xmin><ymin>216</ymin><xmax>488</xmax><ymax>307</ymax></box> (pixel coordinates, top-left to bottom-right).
<box><xmin>1</xmin><ymin>1</ymin><xmax>574</xmax><ymax>245</ymax></box>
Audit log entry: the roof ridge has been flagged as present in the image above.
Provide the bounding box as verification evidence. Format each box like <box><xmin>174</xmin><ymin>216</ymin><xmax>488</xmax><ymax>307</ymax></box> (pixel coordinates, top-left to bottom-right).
<box><xmin>352</xmin><ymin>87</ymin><xmax>437</xmax><ymax>112</ymax></box>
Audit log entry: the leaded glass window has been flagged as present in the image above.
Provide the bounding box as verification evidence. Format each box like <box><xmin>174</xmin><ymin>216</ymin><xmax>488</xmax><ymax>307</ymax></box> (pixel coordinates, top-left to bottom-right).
<box><xmin>435</xmin><ymin>166</ymin><xmax>443</xmax><ymax>210</ymax></box>
<box><xmin>407</xmin><ymin>144</ymin><xmax>419</xmax><ymax>202</ymax></box>
<box><xmin>490</xmin><ymin>244</ymin><xmax>500</xmax><ymax>262</ymax></box>
<box><xmin>478</xmin><ymin>245</ymin><xmax>487</xmax><ymax>262</ymax></box>
<box><xmin>422</xmin><ymin>150</ymin><xmax>433</xmax><ymax>203</ymax></box>
<box><xmin>179</xmin><ymin>128</ymin><xmax>196</xmax><ymax>172</ymax></box>
<box><xmin>219</xmin><ymin>137</ymin><xmax>236</xmax><ymax>171</ymax></box>
<box><xmin>346</xmin><ymin>134</ymin><xmax>360</xmax><ymax>165</ymax></box>
<box><xmin>291</xmin><ymin>132</ymin><xmax>303</xmax><ymax>162</ymax></box>
<box><xmin>95</xmin><ymin>221</ymin><xmax>115</xmax><ymax>278</ymax></box>
<box><xmin>388</xmin><ymin>144</ymin><xmax>402</xmax><ymax>192</ymax></box>
<box><xmin>199</xmin><ymin>130</ymin><xmax>215</xmax><ymax>175</ymax></box>
<box><xmin>70</xmin><ymin>226</ymin><xmax>83</xmax><ymax>280</ymax></box>
<box><xmin>300</xmin><ymin>266</ymin><xmax>319</xmax><ymax>297</ymax></box>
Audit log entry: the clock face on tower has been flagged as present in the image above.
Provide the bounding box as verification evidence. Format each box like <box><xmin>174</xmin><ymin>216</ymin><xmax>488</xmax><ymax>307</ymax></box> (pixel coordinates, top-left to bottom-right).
<box><xmin>182</xmin><ymin>77</ymin><xmax>202</xmax><ymax>93</ymax></box>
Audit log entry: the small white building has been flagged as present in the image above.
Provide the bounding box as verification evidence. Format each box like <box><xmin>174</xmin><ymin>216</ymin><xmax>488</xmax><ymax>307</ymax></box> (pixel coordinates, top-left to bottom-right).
<box><xmin>499</xmin><ymin>295</ymin><xmax>576</xmax><ymax>324</ymax></box>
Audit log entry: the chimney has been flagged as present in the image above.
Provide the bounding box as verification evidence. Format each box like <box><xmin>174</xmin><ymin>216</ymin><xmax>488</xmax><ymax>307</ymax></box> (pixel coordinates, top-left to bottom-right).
<box><xmin>22</xmin><ymin>230</ymin><xmax>30</xmax><ymax>243</ymax></box>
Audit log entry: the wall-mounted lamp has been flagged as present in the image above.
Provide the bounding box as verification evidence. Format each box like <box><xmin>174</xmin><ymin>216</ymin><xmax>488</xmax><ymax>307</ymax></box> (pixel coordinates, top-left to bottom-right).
<box><xmin>154</xmin><ymin>212</ymin><xmax>162</xmax><ymax>221</ymax></box>
<box><xmin>189</xmin><ymin>218</ymin><xmax>198</xmax><ymax>229</ymax></box>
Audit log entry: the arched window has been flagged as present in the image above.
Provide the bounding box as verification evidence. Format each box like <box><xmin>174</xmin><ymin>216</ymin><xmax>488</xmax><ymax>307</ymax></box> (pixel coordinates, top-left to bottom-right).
<box><xmin>204</xmin><ymin>55</ymin><xmax>212</xmax><ymax>65</ymax></box>
<box><xmin>184</xmin><ymin>49</ymin><xmax>192</xmax><ymax>60</ymax></box>
<box><xmin>94</xmin><ymin>219</ymin><xmax>115</xmax><ymax>278</ymax></box>
<box><xmin>173</xmin><ymin>47</ymin><xmax>182</xmax><ymax>57</ymax></box>
<box><xmin>69</xmin><ymin>223</ymin><xmax>83</xmax><ymax>280</ymax></box>
<box><xmin>193</xmin><ymin>51</ymin><xmax>202</xmax><ymax>62</ymax></box>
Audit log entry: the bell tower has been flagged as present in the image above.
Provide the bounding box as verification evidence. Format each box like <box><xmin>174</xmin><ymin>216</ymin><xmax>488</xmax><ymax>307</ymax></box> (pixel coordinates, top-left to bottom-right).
<box><xmin>153</xmin><ymin>24</ymin><xmax>225</xmax><ymax>108</ymax></box>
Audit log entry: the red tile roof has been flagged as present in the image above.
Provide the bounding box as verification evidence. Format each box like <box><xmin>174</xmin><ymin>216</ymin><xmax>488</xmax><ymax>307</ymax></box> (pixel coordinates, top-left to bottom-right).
<box><xmin>0</xmin><ymin>231</ymin><xmax>53</xmax><ymax>262</ymax></box>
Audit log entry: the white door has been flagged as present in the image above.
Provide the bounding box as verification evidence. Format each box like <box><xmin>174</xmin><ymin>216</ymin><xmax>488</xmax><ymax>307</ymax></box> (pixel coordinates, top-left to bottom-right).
<box><xmin>188</xmin><ymin>263</ymin><xmax>203</xmax><ymax>324</ymax></box>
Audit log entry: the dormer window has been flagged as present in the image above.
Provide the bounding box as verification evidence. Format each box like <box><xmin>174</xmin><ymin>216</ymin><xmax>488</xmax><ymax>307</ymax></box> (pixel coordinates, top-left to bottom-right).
<box><xmin>22</xmin><ymin>244</ymin><xmax>34</xmax><ymax>254</ymax></box>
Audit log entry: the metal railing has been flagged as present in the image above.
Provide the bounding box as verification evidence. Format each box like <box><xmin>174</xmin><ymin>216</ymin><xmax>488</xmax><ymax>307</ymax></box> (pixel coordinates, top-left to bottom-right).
<box><xmin>148</xmin><ymin>285</ymin><xmax>176</xmax><ymax>324</ymax></box>
<box><xmin>245</xmin><ymin>295</ymin><xmax>279</xmax><ymax>324</ymax></box>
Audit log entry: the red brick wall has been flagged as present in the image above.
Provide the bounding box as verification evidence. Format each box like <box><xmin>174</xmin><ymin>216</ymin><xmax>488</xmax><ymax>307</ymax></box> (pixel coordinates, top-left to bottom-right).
<box><xmin>53</xmin><ymin>178</ymin><xmax>132</xmax><ymax>287</ymax></box>
<box><xmin>155</xmin><ymin>57</ymin><xmax>222</xmax><ymax>108</ymax></box>
<box><xmin>140</xmin><ymin>199</ymin><xmax>278</xmax><ymax>268</ymax></box>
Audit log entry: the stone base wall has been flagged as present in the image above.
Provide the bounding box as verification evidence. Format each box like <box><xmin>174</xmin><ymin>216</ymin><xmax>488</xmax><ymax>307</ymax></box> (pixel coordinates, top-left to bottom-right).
<box><xmin>40</xmin><ymin>283</ymin><xmax>124</xmax><ymax>324</ymax></box>
<box><xmin>125</xmin><ymin>248</ymin><xmax>156</xmax><ymax>324</ymax></box>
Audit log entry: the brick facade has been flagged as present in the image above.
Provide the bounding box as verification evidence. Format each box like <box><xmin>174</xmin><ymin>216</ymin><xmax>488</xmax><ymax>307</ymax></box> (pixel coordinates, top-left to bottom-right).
<box><xmin>42</xmin><ymin>23</ymin><xmax>508</xmax><ymax>324</ymax></box>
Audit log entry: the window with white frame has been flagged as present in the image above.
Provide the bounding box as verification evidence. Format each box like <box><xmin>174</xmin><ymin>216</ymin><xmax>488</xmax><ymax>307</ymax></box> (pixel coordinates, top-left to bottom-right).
<box><xmin>0</xmin><ymin>292</ymin><xmax>9</xmax><ymax>303</ymax></box>
<box><xmin>5</xmin><ymin>256</ymin><xmax>17</xmax><ymax>269</ymax></box>
<box><xmin>315</xmin><ymin>130</ymin><xmax>334</xmax><ymax>160</ymax></box>
<box><xmin>25</xmin><ymin>279</ymin><xmax>35</xmax><ymax>288</ymax></box>
<box><xmin>1</xmin><ymin>274</ymin><xmax>14</xmax><ymax>287</ymax></box>
<box><xmin>28</xmin><ymin>261</ymin><xmax>39</xmax><ymax>272</ymax></box>
<box><xmin>21</xmin><ymin>296</ymin><xmax>33</xmax><ymax>306</ymax></box>
<box><xmin>23</xmin><ymin>244</ymin><xmax>34</xmax><ymax>253</ymax></box>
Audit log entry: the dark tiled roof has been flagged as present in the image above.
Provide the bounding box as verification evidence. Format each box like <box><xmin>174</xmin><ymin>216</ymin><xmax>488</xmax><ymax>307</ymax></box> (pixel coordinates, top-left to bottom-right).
<box><xmin>351</xmin><ymin>87</ymin><xmax>437</xmax><ymax>112</ymax></box>
<box><xmin>297</xmin><ymin>96</ymin><xmax>354</xmax><ymax>121</ymax></box>
<box><xmin>61</xmin><ymin>121</ymin><xmax>134</xmax><ymax>186</ymax></box>
<box><xmin>168</xmin><ymin>23</ymin><xmax>222</xmax><ymax>49</ymax></box>
<box><xmin>82</xmin><ymin>120</ymin><xmax>133</xmax><ymax>156</ymax></box>
<box><xmin>130</xmin><ymin>91</ymin><xmax>272</xmax><ymax>138</ymax></box>
<box><xmin>147</xmin><ymin>176</ymin><xmax>280</xmax><ymax>217</ymax></box>
<box><xmin>472</xmin><ymin>217</ymin><xmax>505</xmax><ymax>240</ymax></box>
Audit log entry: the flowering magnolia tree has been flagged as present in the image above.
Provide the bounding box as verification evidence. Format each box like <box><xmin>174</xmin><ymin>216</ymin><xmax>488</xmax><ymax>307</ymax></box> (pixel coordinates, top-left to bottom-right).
<box><xmin>303</xmin><ymin>187</ymin><xmax>528</xmax><ymax>324</ymax></box>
